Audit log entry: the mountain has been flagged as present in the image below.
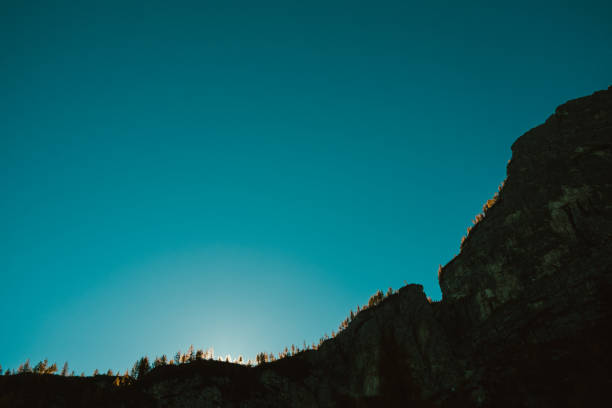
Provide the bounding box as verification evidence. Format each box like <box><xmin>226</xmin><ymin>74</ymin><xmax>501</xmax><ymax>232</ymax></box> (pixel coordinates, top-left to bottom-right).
<box><xmin>1</xmin><ymin>86</ymin><xmax>611</xmax><ymax>407</ymax></box>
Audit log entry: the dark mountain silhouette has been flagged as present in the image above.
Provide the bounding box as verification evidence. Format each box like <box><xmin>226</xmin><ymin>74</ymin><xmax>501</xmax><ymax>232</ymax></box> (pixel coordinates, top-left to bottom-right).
<box><xmin>1</xmin><ymin>86</ymin><xmax>611</xmax><ymax>407</ymax></box>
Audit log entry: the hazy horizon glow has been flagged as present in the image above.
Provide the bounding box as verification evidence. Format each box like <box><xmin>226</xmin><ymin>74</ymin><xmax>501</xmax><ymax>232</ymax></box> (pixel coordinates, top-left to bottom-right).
<box><xmin>1</xmin><ymin>0</ymin><xmax>611</xmax><ymax>374</ymax></box>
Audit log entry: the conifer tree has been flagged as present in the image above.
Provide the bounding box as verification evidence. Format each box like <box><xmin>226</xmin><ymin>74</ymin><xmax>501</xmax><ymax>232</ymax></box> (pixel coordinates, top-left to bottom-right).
<box><xmin>187</xmin><ymin>345</ymin><xmax>195</xmax><ymax>362</ymax></box>
<box><xmin>256</xmin><ymin>352</ymin><xmax>268</xmax><ymax>365</ymax></box>
<box><xmin>195</xmin><ymin>349</ymin><xmax>204</xmax><ymax>360</ymax></box>
<box><xmin>153</xmin><ymin>357</ymin><xmax>162</xmax><ymax>368</ymax></box>
<box><xmin>93</xmin><ymin>369</ymin><xmax>99</xmax><ymax>376</ymax></box>
<box><xmin>19</xmin><ymin>358</ymin><xmax>32</xmax><ymax>374</ymax></box>
<box><xmin>33</xmin><ymin>359</ymin><xmax>48</xmax><ymax>374</ymax></box>
<box><xmin>107</xmin><ymin>369</ymin><xmax>113</xmax><ymax>376</ymax></box>
<box><xmin>61</xmin><ymin>362</ymin><xmax>69</xmax><ymax>376</ymax></box>
<box><xmin>133</xmin><ymin>356</ymin><xmax>150</xmax><ymax>379</ymax></box>
<box><xmin>47</xmin><ymin>362</ymin><xmax>57</xmax><ymax>374</ymax></box>
<box><xmin>174</xmin><ymin>351</ymin><xmax>182</xmax><ymax>365</ymax></box>
<box><xmin>160</xmin><ymin>354</ymin><xmax>168</xmax><ymax>365</ymax></box>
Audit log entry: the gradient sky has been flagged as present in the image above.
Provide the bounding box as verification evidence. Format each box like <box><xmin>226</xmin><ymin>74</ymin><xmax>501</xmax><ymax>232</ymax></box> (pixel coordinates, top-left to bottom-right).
<box><xmin>1</xmin><ymin>0</ymin><xmax>611</xmax><ymax>375</ymax></box>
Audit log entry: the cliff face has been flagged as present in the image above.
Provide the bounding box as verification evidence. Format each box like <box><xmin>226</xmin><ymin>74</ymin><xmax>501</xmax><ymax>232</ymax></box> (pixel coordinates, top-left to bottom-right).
<box><xmin>435</xmin><ymin>85</ymin><xmax>612</xmax><ymax>406</ymax></box>
<box><xmin>2</xmin><ymin>87</ymin><xmax>611</xmax><ymax>408</ymax></box>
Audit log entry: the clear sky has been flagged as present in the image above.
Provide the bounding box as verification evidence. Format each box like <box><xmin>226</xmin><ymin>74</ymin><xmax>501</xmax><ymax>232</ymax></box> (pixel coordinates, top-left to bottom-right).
<box><xmin>1</xmin><ymin>0</ymin><xmax>610</xmax><ymax>375</ymax></box>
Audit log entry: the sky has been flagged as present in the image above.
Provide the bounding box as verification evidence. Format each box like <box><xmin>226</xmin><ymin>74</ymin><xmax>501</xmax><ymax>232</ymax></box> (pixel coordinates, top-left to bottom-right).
<box><xmin>1</xmin><ymin>0</ymin><xmax>611</xmax><ymax>375</ymax></box>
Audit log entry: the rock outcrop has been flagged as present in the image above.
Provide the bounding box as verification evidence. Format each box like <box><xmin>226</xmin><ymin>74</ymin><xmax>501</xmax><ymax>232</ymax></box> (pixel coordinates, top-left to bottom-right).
<box><xmin>1</xmin><ymin>86</ymin><xmax>611</xmax><ymax>407</ymax></box>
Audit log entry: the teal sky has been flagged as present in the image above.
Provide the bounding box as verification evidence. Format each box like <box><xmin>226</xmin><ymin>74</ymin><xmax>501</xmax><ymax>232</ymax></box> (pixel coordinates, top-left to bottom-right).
<box><xmin>1</xmin><ymin>0</ymin><xmax>611</xmax><ymax>374</ymax></box>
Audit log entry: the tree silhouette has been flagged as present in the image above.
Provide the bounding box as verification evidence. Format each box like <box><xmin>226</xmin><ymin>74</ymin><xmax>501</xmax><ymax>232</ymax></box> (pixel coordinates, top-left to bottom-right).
<box><xmin>18</xmin><ymin>359</ymin><xmax>31</xmax><ymax>374</ymax></box>
<box><xmin>132</xmin><ymin>356</ymin><xmax>150</xmax><ymax>379</ymax></box>
<box><xmin>33</xmin><ymin>359</ymin><xmax>48</xmax><ymax>374</ymax></box>
<box><xmin>368</xmin><ymin>289</ymin><xmax>384</xmax><ymax>307</ymax></box>
<box><xmin>61</xmin><ymin>362</ymin><xmax>69</xmax><ymax>376</ymax></box>
<box><xmin>186</xmin><ymin>345</ymin><xmax>195</xmax><ymax>362</ymax></box>
<box><xmin>255</xmin><ymin>352</ymin><xmax>268</xmax><ymax>365</ymax></box>
<box><xmin>153</xmin><ymin>357</ymin><xmax>162</xmax><ymax>368</ymax></box>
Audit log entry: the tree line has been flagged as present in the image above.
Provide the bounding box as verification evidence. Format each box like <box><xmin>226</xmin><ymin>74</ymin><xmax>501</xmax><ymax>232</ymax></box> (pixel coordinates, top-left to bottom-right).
<box><xmin>2</xmin><ymin>286</ymin><xmax>400</xmax><ymax>379</ymax></box>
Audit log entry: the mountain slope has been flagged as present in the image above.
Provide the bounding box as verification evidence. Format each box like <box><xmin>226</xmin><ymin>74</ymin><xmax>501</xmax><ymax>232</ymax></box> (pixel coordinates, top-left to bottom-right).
<box><xmin>2</xmin><ymin>86</ymin><xmax>611</xmax><ymax>408</ymax></box>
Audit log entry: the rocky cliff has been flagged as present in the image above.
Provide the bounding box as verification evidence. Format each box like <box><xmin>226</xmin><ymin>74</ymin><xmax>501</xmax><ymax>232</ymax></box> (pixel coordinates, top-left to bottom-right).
<box><xmin>1</xmin><ymin>86</ymin><xmax>611</xmax><ymax>407</ymax></box>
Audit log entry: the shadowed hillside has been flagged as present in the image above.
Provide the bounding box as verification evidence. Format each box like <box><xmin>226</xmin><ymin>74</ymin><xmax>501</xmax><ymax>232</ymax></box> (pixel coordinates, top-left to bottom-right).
<box><xmin>1</xmin><ymin>86</ymin><xmax>611</xmax><ymax>407</ymax></box>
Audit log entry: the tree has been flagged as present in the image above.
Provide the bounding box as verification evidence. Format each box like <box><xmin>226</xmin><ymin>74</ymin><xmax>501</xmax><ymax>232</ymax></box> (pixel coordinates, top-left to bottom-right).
<box><xmin>93</xmin><ymin>369</ymin><xmax>99</xmax><ymax>376</ymax></box>
<box><xmin>153</xmin><ymin>357</ymin><xmax>163</xmax><ymax>368</ymax></box>
<box><xmin>47</xmin><ymin>362</ymin><xmax>57</xmax><ymax>374</ymax></box>
<box><xmin>368</xmin><ymin>289</ymin><xmax>384</xmax><ymax>307</ymax></box>
<box><xmin>18</xmin><ymin>359</ymin><xmax>31</xmax><ymax>374</ymax></box>
<box><xmin>160</xmin><ymin>354</ymin><xmax>168</xmax><ymax>365</ymax></box>
<box><xmin>187</xmin><ymin>345</ymin><xmax>195</xmax><ymax>362</ymax></box>
<box><xmin>195</xmin><ymin>349</ymin><xmax>204</xmax><ymax>360</ymax></box>
<box><xmin>33</xmin><ymin>359</ymin><xmax>48</xmax><ymax>374</ymax></box>
<box><xmin>134</xmin><ymin>356</ymin><xmax>150</xmax><ymax>379</ymax></box>
<box><xmin>61</xmin><ymin>362</ymin><xmax>69</xmax><ymax>376</ymax></box>
<box><xmin>255</xmin><ymin>352</ymin><xmax>268</xmax><ymax>365</ymax></box>
<box><xmin>107</xmin><ymin>369</ymin><xmax>113</xmax><ymax>376</ymax></box>
<box><xmin>174</xmin><ymin>351</ymin><xmax>182</xmax><ymax>365</ymax></box>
